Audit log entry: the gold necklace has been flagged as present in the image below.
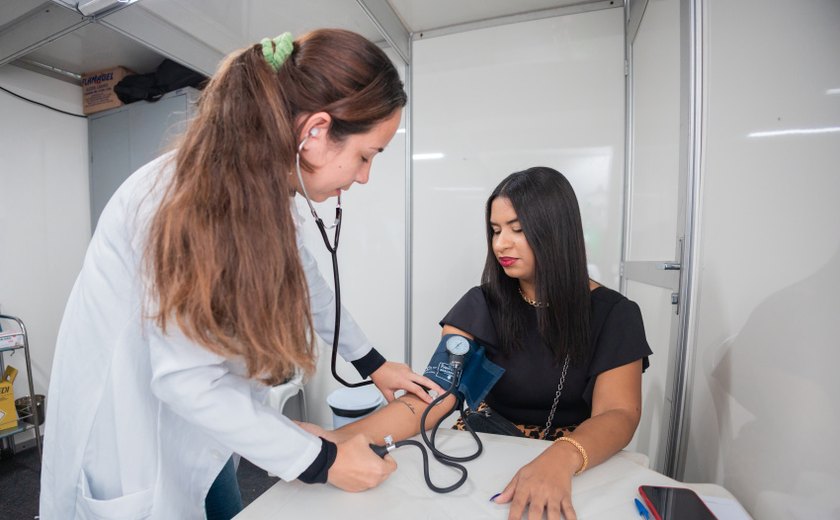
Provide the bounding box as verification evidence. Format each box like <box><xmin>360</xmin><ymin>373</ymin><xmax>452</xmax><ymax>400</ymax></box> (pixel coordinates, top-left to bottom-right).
<box><xmin>518</xmin><ymin>287</ymin><xmax>549</xmax><ymax>308</ymax></box>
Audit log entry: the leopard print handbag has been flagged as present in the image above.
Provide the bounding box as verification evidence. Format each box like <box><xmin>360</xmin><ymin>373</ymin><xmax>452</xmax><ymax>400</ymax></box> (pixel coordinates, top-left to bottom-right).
<box><xmin>453</xmin><ymin>402</ymin><xmax>577</xmax><ymax>441</ymax></box>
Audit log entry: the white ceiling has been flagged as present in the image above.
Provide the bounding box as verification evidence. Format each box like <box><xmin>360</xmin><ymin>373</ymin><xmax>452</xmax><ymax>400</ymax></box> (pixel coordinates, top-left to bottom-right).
<box><xmin>25</xmin><ymin>22</ymin><xmax>163</xmax><ymax>75</ymax></box>
<box><xmin>0</xmin><ymin>0</ymin><xmax>615</xmax><ymax>81</ymax></box>
<box><xmin>387</xmin><ymin>0</ymin><xmax>610</xmax><ymax>33</ymax></box>
<box><xmin>0</xmin><ymin>0</ymin><xmax>46</xmax><ymax>30</ymax></box>
<box><xmin>131</xmin><ymin>0</ymin><xmax>385</xmax><ymax>54</ymax></box>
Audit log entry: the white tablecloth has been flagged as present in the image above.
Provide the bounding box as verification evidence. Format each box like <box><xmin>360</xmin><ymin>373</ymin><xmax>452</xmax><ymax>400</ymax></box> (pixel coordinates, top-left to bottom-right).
<box><xmin>236</xmin><ymin>429</ymin><xmax>747</xmax><ymax>519</ymax></box>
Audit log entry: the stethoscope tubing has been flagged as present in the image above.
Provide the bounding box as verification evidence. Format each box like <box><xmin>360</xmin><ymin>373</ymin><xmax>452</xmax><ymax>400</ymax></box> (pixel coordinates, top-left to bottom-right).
<box><xmin>297</xmin><ymin>139</ymin><xmax>479</xmax><ymax>491</ymax></box>
<box><xmin>420</xmin><ymin>382</ymin><xmax>483</xmax><ymax>464</ymax></box>
<box><xmin>391</xmin><ymin>438</ymin><xmax>468</xmax><ymax>493</ymax></box>
<box><xmin>320</xmin><ymin>210</ymin><xmax>373</xmax><ymax>389</ymax></box>
<box><xmin>296</xmin><ymin>137</ymin><xmax>372</xmax><ymax>389</ymax></box>
<box><xmin>410</xmin><ymin>377</ymin><xmax>484</xmax><ymax>492</ymax></box>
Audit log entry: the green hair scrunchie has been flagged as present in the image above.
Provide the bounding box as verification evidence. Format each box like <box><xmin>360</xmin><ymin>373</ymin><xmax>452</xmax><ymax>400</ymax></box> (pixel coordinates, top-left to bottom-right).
<box><xmin>261</xmin><ymin>32</ymin><xmax>294</xmax><ymax>72</ymax></box>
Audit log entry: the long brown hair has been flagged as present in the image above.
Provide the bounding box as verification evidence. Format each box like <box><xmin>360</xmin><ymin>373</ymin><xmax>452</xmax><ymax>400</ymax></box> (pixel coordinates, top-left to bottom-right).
<box><xmin>146</xmin><ymin>29</ymin><xmax>406</xmax><ymax>385</ymax></box>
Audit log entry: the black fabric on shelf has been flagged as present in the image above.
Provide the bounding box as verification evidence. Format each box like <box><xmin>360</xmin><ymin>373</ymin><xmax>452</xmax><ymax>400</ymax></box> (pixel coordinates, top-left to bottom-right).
<box><xmin>114</xmin><ymin>59</ymin><xmax>207</xmax><ymax>104</ymax></box>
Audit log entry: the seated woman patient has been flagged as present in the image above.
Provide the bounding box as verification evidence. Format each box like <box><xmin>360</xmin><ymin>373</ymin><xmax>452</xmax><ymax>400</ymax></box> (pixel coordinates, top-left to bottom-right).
<box><xmin>311</xmin><ymin>166</ymin><xmax>651</xmax><ymax>520</ymax></box>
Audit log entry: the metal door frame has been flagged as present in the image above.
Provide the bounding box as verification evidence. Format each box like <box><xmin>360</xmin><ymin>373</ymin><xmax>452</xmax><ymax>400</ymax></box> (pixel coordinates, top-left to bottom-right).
<box><xmin>621</xmin><ymin>0</ymin><xmax>704</xmax><ymax>479</ymax></box>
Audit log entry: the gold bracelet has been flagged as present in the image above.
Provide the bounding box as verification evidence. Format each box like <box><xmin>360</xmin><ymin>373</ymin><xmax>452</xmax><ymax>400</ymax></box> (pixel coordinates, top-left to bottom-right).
<box><xmin>554</xmin><ymin>436</ymin><xmax>588</xmax><ymax>475</ymax></box>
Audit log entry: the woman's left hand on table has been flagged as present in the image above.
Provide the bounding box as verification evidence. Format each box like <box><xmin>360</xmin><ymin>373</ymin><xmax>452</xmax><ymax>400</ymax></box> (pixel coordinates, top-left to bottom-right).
<box><xmin>493</xmin><ymin>448</ymin><xmax>578</xmax><ymax>520</ymax></box>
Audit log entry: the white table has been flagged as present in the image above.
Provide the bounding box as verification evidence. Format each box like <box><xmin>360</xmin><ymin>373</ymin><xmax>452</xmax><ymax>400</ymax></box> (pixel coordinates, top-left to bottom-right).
<box><xmin>236</xmin><ymin>430</ymin><xmax>748</xmax><ymax>519</ymax></box>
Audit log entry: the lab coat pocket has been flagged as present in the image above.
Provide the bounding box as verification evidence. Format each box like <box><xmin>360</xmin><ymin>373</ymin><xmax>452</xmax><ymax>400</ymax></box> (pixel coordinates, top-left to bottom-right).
<box><xmin>76</xmin><ymin>469</ymin><xmax>154</xmax><ymax>520</ymax></box>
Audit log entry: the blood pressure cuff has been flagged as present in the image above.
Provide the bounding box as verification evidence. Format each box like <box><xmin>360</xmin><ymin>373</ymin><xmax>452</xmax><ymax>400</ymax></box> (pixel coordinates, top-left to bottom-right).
<box><xmin>422</xmin><ymin>334</ymin><xmax>505</xmax><ymax>411</ymax></box>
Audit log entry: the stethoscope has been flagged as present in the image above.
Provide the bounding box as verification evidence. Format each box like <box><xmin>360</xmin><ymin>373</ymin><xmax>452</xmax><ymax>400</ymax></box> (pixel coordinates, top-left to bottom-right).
<box><xmin>297</xmin><ymin>132</ymin><xmax>481</xmax><ymax>492</ymax></box>
<box><xmin>295</xmin><ymin>128</ymin><xmax>371</xmax><ymax>389</ymax></box>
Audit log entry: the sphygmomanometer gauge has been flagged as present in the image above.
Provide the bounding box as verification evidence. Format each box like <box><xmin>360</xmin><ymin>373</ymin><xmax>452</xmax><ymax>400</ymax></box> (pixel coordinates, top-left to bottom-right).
<box><xmin>445</xmin><ymin>335</ymin><xmax>470</xmax><ymax>356</ymax></box>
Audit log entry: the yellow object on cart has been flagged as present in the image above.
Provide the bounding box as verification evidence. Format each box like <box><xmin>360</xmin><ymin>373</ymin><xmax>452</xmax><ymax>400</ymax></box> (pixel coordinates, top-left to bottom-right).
<box><xmin>0</xmin><ymin>365</ymin><xmax>19</xmax><ymax>430</ymax></box>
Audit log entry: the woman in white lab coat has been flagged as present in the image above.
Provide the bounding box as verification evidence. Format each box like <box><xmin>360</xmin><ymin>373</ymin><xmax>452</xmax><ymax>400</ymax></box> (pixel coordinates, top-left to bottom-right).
<box><xmin>39</xmin><ymin>29</ymin><xmax>442</xmax><ymax>520</ymax></box>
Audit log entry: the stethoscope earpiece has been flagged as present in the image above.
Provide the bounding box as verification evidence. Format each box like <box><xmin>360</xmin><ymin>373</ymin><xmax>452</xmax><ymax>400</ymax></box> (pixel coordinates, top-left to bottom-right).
<box><xmin>295</xmin><ymin>128</ymin><xmax>341</xmax><ymax>229</ymax></box>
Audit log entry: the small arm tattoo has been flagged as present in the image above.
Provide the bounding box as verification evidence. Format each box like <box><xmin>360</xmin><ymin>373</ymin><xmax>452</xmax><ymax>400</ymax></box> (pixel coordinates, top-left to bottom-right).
<box><xmin>395</xmin><ymin>397</ymin><xmax>416</xmax><ymax>415</ymax></box>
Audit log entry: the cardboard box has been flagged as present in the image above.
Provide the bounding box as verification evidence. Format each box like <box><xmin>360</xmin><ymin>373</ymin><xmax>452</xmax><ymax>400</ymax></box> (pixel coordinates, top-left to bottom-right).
<box><xmin>0</xmin><ymin>365</ymin><xmax>18</xmax><ymax>431</ymax></box>
<box><xmin>0</xmin><ymin>332</ymin><xmax>23</xmax><ymax>349</ymax></box>
<box><xmin>82</xmin><ymin>66</ymin><xmax>132</xmax><ymax>115</ymax></box>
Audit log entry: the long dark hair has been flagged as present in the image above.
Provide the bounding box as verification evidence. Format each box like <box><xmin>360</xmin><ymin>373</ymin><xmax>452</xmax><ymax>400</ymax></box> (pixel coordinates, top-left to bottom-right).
<box><xmin>481</xmin><ymin>167</ymin><xmax>591</xmax><ymax>365</ymax></box>
<box><xmin>146</xmin><ymin>29</ymin><xmax>406</xmax><ymax>385</ymax></box>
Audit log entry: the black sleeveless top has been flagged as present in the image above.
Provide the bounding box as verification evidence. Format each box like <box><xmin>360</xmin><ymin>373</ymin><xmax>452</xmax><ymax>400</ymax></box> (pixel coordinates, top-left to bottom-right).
<box><xmin>440</xmin><ymin>286</ymin><xmax>652</xmax><ymax>428</ymax></box>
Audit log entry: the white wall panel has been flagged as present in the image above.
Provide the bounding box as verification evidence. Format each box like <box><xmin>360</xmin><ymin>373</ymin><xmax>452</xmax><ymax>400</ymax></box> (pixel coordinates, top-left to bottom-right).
<box><xmin>410</xmin><ymin>9</ymin><xmax>625</xmax><ymax>369</ymax></box>
<box><xmin>0</xmin><ymin>65</ymin><xmax>89</xmax><ymax>413</ymax></box>
<box><xmin>684</xmin><ymin>1</ymin><xmax>840</xmax><ymax>517</ymax></box>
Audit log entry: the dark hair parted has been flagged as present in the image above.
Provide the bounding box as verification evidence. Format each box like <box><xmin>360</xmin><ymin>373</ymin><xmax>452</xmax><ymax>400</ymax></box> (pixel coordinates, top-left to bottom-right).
<box><xmin>481</xmin><ymin>167</ymin><xmax>591</xmax><ymax>365</ymax></box>
<box><xmin>146</xmin><ymin>29</ymin><xmax>406</xmax><ymax>385</ymax></box>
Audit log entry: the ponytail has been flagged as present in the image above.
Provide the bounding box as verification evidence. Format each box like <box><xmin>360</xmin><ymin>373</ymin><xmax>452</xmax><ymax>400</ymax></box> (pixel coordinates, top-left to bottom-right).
<box><xmin>146</xmin><ymin>29</ymin><xmax>405</xmax><ymax>384</ymax></box>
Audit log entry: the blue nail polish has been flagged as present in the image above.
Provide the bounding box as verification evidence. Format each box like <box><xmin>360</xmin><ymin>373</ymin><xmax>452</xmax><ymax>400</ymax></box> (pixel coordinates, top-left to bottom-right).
<box><xmin>489</xmin><ymin>492</ymin><xmax>501</xmax><ymax>502</ymax></box>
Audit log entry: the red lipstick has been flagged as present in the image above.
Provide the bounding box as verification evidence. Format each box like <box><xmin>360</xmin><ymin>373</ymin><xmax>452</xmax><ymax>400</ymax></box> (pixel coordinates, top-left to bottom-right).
<box><xmin>499</xmin><ymin>257</ymin><xmax>517</xmax><ymax>267</ymax></box>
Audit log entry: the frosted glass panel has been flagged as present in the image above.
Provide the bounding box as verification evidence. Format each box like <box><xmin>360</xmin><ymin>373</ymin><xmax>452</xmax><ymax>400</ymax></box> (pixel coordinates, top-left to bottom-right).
<box><xmin>411</xmin><ymin>8</ymin><xmax>625</xmax><ymax>369</ymax></box>
<box><xmin>627</xmin><ymin>0</ymin><xmax>681</xmax><ymax>261</ymax></box>
<box><xmin>683</xmin><ymin>1</ymin><xmax>840</xmax><ymax>516</ymax></box>
<box><xmin>624</xmin><ymin>280</ymin><xmax>673</xmax><ymax>468</ymax></box>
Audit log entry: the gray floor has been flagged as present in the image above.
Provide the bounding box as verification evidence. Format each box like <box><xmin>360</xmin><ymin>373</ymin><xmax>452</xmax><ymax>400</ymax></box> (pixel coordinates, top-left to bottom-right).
<box><xmin>0</xmin><ymin>446</ymin><xmax>279</xmax><ymax>519</ymax></box>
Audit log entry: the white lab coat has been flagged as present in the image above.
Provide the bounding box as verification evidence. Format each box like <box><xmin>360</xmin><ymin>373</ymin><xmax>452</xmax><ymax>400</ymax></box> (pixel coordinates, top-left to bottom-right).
<box><xmin>39</xmin><ymin>153</ymin><xmax>376</xmax><ymax>519</ymax></box>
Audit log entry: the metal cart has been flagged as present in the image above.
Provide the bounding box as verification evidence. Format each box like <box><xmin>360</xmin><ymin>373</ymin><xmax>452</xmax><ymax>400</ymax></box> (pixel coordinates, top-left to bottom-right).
<box><xmin>0</xmin><ymin>315</ymin><xmax>42</xmax><ymax>457</ymax></box>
